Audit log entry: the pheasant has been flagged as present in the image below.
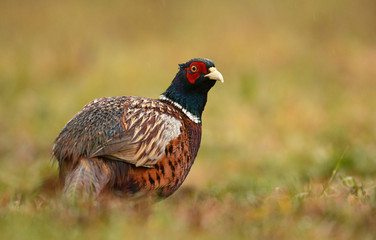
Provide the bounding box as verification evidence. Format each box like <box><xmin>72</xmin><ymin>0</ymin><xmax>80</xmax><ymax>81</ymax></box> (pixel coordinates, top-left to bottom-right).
<box><xmin>53</xmin><ymin>58</ymin><xmax>223</xmax><ymax>200</ymax></box>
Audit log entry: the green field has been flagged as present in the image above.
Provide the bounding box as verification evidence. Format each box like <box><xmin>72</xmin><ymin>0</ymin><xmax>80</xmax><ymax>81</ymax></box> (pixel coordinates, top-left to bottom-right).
<box><xmin>1</xmin><ymin>0</ymin><xmax>376</xmax><ymax>239</ymax></box>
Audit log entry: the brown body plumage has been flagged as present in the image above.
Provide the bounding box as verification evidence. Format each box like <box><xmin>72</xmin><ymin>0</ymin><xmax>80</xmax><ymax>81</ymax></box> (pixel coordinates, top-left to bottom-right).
<box><xmin>53</xmin><ymin>58</ymin><xmax>223</xmax><ymax>200</ymax></box>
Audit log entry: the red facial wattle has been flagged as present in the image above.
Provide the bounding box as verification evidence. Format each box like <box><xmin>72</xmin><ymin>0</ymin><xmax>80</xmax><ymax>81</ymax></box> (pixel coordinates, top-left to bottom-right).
<box><xmin>186</xmin><ymin>62</ymin><xmax>208</xmax><ymax>84</ymax></box>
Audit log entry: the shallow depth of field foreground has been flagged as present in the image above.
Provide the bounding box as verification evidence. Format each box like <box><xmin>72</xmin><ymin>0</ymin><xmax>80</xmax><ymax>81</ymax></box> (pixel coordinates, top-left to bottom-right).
<box><xmin>1</xmin><ymin>0</ymin><xmax>376</xmax><ymax>239</ymax></box>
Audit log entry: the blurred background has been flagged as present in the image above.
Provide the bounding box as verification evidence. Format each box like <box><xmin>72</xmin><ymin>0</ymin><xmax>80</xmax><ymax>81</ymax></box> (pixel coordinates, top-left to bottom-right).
<box><xmin>0</xmin><ymin>0</ymin><xmax>376</xmax><ymax>239</ymax></box>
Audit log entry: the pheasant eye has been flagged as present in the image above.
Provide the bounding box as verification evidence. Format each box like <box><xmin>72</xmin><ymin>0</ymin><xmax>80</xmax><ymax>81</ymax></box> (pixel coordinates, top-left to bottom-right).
<box><xmin>190</xmin><ymin>65</ymin><xmax>198</xmax><ymax>73</ymax></box>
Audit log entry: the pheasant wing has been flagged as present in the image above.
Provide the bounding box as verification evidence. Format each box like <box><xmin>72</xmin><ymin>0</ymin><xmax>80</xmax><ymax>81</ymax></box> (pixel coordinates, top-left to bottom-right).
<box><xmin>90</xmin><ymin>108</ymin><xmax>182</xmax><ymax>167</ymax></box>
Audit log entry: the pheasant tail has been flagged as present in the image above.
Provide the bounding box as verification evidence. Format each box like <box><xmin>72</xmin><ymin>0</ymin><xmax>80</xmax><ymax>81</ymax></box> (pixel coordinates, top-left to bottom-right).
<box><xmin>63</xmin><ymin>158</ymin><xmax>111</xmax><ymax>200</ymax></box>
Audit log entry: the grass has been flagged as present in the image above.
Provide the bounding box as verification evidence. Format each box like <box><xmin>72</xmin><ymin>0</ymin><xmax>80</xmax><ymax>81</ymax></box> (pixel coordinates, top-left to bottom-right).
<box><xmin>1</xmin><ymin>0</ymin><xmax>376</xmax><ymax>239</ymax></box>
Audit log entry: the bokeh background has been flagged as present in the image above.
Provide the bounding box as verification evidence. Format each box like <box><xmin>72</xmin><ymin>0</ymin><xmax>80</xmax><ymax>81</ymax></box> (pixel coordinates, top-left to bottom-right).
<box><xmin>1</xmin><ymin>0</ymin><xmax>376</xmax><ymax>239</ymax></box>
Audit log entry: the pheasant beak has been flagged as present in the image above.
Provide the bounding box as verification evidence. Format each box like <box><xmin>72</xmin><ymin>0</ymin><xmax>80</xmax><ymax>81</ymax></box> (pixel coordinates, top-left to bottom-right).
<box><xmin>205</xmin><ymin>67</ymin><xmax>224</xmax><ymax>83</ymax></box>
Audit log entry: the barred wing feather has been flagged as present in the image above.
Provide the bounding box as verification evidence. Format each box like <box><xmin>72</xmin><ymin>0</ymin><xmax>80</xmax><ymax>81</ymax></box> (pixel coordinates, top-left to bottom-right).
<box><xmin>91</xmin><ymin>109</ymin><xmax>182</xmax><ymax>167</ymax></box>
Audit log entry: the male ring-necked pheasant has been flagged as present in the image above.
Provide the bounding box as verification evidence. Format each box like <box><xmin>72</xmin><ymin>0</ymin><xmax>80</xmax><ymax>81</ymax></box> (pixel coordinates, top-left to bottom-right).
<box><xmin>53</xmin><ymin>58</ymin><xmax>223</xmax><ymax>200</ymax></box>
